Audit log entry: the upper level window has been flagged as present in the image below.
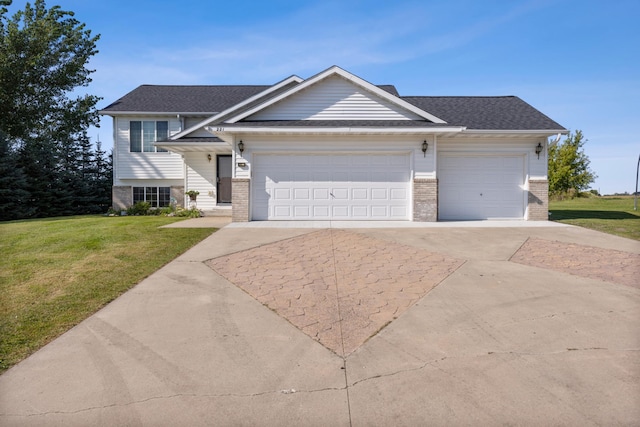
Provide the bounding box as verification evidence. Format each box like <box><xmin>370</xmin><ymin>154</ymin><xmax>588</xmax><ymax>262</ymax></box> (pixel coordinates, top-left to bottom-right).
<box><xmin>130</xmin><ymin>121</ymin><xmax>168</xmax><ymax>152</ymax></box>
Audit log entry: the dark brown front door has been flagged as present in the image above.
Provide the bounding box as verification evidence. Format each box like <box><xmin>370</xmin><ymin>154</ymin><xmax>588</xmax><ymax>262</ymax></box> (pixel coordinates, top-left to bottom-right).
<box><xmin>217</xmin><ymin>155</ymin><xmax>232</xmax><ymax>203</ymax></box>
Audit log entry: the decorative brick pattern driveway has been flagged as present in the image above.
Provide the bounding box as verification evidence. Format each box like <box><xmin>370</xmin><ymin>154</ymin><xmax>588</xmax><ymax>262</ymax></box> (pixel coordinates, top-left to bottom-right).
<box><xmin>511</xmin><ymin>238</ymin><xmax>640</xmax><ymax>289</ymax></box>
<box><xmin>207</xmin><ymin>230</ymin><xmax>464</xmax><ymax>356</ymax></box>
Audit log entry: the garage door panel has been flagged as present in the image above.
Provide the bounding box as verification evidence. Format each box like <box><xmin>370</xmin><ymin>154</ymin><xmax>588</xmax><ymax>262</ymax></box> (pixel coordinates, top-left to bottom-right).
<box><xmin>313</xmin><ymin>188</ymin><xmax>330</xmax><ymax>200</ymax></box>
<box><xmin>332</xmin><ymin>188</ymin><xmax>349</xmax><ymax>200</ymax></box>
<box><xmin>273</xmin><ymin>188</ymin><xmax>291</xmax><ymax>200</ymax></box>
<box><xmin>351</xmin><ymin>188</ymin><xmax>368</xmax><ymax>199</ymax></box>
<box><xmin>274</xmin><ymin>205</ymin><xmax>291</xmax><ymax>217</ymax></box>
<box><xmin>293</xmin><ymin>188</ymin><xmax>310</xmax><ymax>200</ymax></box>
<box><xmin>253</xmin><ymin>153</ymin><xmax>410</xmax><ymax>220</ymax></box>
<box><xmin>439</xmin><ymin>154</ymin><xmax>525</xmax><ymax>220</ymax></box>
<box><xmin>293</xmin><ymin>206</ymin><xmax>310</xmax><ymax>217</ymax></box>
<box><xmin>313</xmin><ymin>206</ymin><xmax>330</xmax><ymax>217</ymax></box>
<box><xmin>351</xmin><ymin>206</ymin><xmax>368</xmax><ymax>217</ymax></box>
<box><xmin>391</xmin><ymin>188</ymin><xmax>408</xmax><ymax>200</ymax></box>
<box><xmin>371</xmin><ymin>188</ymin><xmax>388</xmax><ymax>199</ymax></box>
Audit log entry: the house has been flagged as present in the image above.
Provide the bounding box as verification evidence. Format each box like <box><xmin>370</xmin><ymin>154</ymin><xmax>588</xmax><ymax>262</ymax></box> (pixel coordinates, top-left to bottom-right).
<box><xmin>99</xmin><ymin>65</ymin><xmax>567</xmax><ymax>222</ymax></box>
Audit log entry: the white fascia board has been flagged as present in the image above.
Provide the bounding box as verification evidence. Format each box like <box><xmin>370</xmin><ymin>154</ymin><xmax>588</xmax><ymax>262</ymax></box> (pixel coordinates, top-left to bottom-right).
<box><xmin>98</xmin><ymin>111</ymin><xmax>217</xmax><ymax>117</ymax></box>
<box><xmin>169</xmin><ymin>75</ymin><xmax>304</xmax><ymax>141</ymax></box>
<box><xmin>226</xmin><ymin>65</ymin><xmax>447</xmax><ymax>124</ymax></box>
<box><xmin>212</xmin><ymin>126</ymin><xmax>465</xmax><ymax>135</ymax></box>
<box><xmin>462</xmin><ymin>129</ymin><xmax>569</xmax><ymax>136</ymax></box>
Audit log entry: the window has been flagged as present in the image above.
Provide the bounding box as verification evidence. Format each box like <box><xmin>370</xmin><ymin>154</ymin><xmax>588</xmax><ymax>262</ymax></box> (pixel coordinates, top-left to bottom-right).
<box><xmin>133</xmin><ymin>187</ymin><xmax>170</xmax><ymax>207</ymax></box>
<box><xmin>130</xmin><ymin>121</ymin><xmax>168</xmax><ymax>152</ymax></box>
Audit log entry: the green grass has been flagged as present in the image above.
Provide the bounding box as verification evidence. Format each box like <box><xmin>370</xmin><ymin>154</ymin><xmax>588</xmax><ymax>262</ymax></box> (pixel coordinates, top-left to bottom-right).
<box><xmin>0</xmin><ymin>216</ymin><xmax>216</xmax><ymax>373</ymax></box>
<box><xmin>549</xmin><ymin>195</ymin><xmax>640</xmax><ymax>240</ymax></box>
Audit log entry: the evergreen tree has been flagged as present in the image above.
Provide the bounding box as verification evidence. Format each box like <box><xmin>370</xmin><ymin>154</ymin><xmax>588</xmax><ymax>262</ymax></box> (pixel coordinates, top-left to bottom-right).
<box><xmin>548</xmin><ymin>130</ymin><xmax>597</xmax><ymax>197</ymax></box>
<box><xmin>0</xmin><ymin>0</ymin><xmax>103</xmax><ymax>218</ymax></box>
<box><xmin>0</xmin><ymin>131</ymin><xmax>33</xmax><ymax>220</ymax></box>
<box><xmin>93</xmin><ymin>140</ymin><xmax>113</xmax><ymax>212</ymax></box>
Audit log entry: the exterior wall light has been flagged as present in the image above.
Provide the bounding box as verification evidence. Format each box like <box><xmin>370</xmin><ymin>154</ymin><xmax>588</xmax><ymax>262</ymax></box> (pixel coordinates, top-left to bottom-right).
<box><xmin>422</xmin><ymin>140</ymin><xmax>428</xmax><ymax>157</ymax></box>
<box><xmin>535</xmin><ymin>142</ymin><xmax>543</xmax><ymax>159</ymax></box>
<box><xmin>238</xmin><ymin>140</ymin><xmax>244</xmax><ymax>156</ymax></box>
<box><xmin>207</xmin><ymin>153</ymin><xmax>212</xmax><ymax>162</ymax></box>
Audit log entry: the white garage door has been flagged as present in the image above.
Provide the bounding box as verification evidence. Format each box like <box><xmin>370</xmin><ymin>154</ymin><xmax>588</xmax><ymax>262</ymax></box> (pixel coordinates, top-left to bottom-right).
<box><xmin>252</xmin><ymin>154</ymin><xmax>410</xmax><ymax>220</ymax></box>
<box><xmin>438</xmin><ymin>154</ymin><xmax>525</xmax><ymax>220</ymax></box>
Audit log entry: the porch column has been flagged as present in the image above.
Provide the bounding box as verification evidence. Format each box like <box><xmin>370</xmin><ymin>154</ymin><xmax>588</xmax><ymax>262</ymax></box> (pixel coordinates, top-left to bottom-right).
<box><xmin>232</xmin><ymin>178</ymin><xmax>250</xmax><ymax>222</ymax></box>
<box><xmin>527</xmin><ymin>179</ymin><xmax>549</xmax><ymax>221</ymax></box>
<box><xmin>112</xmin><ymin>186</ymin><xmax>132</xmax><ymax>210</ymax></box>
<box><xmin>413</xmin><ymin>178</ymin><xmax>438</xmax><ymax>222</ymax></box>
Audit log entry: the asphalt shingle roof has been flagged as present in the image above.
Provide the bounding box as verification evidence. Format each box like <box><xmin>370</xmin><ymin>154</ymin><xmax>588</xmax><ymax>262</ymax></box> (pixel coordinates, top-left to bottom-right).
<box><xmin>101</xmin><ymin>84</ymin><xmax>566</xmax><ymax>131</ymax></box>
<box><xmin>101</xmin><ymin>85</ymin><xmax>271</xmax><ymax>113</ymax></box>
<box><xmin>402</xmin><ymin>96</ymin><xmax>565</xmax><ymax>130</ymax></box>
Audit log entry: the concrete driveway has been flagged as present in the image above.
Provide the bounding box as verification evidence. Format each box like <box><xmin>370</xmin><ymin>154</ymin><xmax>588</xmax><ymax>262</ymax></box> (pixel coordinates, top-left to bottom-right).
<box><xmin>1</xmin><ymin>223</ymin><xmax>639</xmax><ymax>426</ymax></box>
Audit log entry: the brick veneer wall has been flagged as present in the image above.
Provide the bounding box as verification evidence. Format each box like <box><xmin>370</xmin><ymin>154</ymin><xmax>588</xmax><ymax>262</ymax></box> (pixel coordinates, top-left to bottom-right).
<box><xmin>232</xmin><ymin>178</ymin><xmax>250</xmax><ymax>222</ymax></box>
<box><xmin>413</xmin><ymin>178</ymin><xmax>438</xmax><ymax>222</ymax></box>
<box><xmin>527</xmin><ymin>179</ymin><xmax>549</xmax><ymax>221</ymax></box>
<box><xmin>112</xmin><ymin>186</ymin><xmax>132</xmax><ymax>210</ymax></box>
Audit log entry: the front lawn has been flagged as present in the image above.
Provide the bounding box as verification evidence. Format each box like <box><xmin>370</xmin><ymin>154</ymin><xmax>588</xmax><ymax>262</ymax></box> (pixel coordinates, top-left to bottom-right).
<box><xmin>0</xmin><ymin>216</ymin><xmax>216</xmax><ymax>373</ymax></box>
<box><xmin>549</xmin><ymin>196</ymin><xmax>640</xmax><ymax>241</ymax></box>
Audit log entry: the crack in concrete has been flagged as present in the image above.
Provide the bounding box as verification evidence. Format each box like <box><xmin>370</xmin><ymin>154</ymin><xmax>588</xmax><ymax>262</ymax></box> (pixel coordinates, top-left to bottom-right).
<box><xmin>0</xmin><ymin>386</ymin><xmax>349</xmax><ymax>418</ymax></box>
<box><xmin>347</xmin><ymin>347</ymin><xmax>640</xmax><ymax>388</ymax></box>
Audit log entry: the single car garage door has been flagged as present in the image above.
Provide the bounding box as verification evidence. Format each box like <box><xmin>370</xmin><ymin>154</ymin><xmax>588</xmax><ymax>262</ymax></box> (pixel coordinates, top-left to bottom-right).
<box><xmin>438</xmin><ymin>154</ymin><xmax>525</xmax><ymax>220</ymax></box>
<box><xmin>252</xmin><ymin>153</ymin><xmax>411</xmax><ymax>220</ymax></box>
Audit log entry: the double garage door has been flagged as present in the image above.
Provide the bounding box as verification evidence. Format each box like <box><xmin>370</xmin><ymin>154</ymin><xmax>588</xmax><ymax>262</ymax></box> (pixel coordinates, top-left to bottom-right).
<box><xmin>438</xmin><ymin>154</ymin><xmax>526</xmax><ymax>220</ymax></box>
<box><xmin>252</xmin><ymin>154</ymin><xmax>410</xmax><ymax>220</ymax></box>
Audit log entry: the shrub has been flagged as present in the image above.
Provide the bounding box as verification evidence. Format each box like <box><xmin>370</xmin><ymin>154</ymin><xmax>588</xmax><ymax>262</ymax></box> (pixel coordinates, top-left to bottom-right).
<box><xmin>174</xmin><ymin>207</ymin><xmax>202</xmax><ymax>218</ymax></box>
<box><xmin>127</xmin><ymin>201</ymin><xmax>151</xmax><ymax>216</ymax></box>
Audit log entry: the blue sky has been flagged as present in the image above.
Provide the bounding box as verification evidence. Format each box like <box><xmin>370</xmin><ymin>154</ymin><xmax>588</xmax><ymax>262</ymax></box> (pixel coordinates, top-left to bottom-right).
<box><xmin>6</xmin><ymin>0</ymin><xmax>639</xmax><ymax>194</ymax></box>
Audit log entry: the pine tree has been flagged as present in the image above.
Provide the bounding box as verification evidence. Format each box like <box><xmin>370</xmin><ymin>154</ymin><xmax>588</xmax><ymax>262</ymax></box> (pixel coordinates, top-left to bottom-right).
<box><xmin>0</xmin><ymin>131</ymin><xmax>33</xmax><ymax>220</ymax></box>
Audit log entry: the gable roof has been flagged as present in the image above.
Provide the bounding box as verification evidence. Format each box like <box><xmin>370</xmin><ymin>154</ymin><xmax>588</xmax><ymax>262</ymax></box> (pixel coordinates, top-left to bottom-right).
<box><xmin>226</xmin><ymin>65</ymin><xmax>446</xmax><ymax>124</ymax></box>
<box><xmin>99</xmin><ymin>67</ymin><xmax>567</xmax><ymax>134</ymax></box>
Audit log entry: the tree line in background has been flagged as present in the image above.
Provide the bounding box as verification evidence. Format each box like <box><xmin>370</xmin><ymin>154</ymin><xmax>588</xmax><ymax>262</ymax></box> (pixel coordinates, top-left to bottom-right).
<box><xmin>0</xmin><ymin>0</ymin><xmax>110</xmax><ymax>221</ymax></box>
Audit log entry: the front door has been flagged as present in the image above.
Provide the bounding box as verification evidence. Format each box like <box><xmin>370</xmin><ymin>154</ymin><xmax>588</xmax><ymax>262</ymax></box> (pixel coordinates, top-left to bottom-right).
<box><xmin>217</xmin><ymin>155</ymin><xmax>232</xmax><ymax>203</ymax></box>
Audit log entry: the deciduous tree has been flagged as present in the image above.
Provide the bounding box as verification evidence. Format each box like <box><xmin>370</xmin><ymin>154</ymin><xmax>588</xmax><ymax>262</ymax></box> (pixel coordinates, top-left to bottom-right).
<box><xmin>548</xmin><ymin>130</ymin><xmax>597</xmax><ymax>197</ymax></box>
<box><xmin>0</xmin><ymin>0</ymin><xmax>109</xmax><ymax>220</ymax></box>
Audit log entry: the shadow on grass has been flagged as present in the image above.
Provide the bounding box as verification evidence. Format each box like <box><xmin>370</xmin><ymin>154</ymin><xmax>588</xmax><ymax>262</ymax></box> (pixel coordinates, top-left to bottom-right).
<box><xmin>550</xmin><ymin>210</ymin><xmax>640</xmax><ymax>220</ymax></box>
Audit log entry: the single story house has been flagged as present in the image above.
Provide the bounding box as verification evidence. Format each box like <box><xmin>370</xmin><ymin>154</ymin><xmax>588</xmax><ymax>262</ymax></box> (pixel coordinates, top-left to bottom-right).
<box><xmin>100</xmin><ymin>65</ymin><xmax>567</xmax><ymax>222</ymax></box>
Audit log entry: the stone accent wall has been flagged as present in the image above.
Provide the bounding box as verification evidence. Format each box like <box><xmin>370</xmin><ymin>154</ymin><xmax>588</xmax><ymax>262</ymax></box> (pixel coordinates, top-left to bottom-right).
<box><xmin>527</xmin><ymin>179</ymin><xmax>549</xmax><ymax>221</ymax></box>
<box><xmin>112</xmin><ymin>186</ymin><xmax>132</xmax><ymax>210</ymax></box>
<box><xmin>171</xmin><ymin>186</ymin><xmax>184</xmax><ymax>207</ymax></box>
<box><xmin>413</xmin><ymin>178</ymin><xmax>438</xmax><ymax>222</ymax></box>
<box><xmin>232</xmin><ymin>178</ymin><xmax>250</xmax><ymax>222</ymax></box>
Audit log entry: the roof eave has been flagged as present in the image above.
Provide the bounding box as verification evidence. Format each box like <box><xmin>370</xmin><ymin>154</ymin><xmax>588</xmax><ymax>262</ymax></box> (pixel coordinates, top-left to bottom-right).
<box><xmin>462</xmin><ymin>129</ymin><xmax>569</xmax><ymax>136</ymax></box>
<box><xmin>209</xmin><ymin>125</ymin><xmax>466</xmax><ymax>135</ymax></box>
<box><xmin>98</xmin><ymin>110</ymin><xmax>217</xmax><ymax>116</ymax></box>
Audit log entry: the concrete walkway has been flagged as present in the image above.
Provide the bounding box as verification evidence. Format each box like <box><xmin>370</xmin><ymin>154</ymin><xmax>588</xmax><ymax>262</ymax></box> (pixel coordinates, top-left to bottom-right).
<box><xmin>1</xmin><ymin>224</ymin><xmax>639</xmax><ymax>426</ymax></box>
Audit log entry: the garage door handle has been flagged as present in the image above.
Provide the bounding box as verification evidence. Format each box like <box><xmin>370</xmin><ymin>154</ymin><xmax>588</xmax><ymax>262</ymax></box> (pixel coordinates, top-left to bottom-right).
<box><xmin>330</xmin><ymin>192</ymin><xmax>335</xmax><ymax>198</ymax></box>
<box><xmin>480</xmin><ymin>193</ymin><xmax>483</xmax><ymax>196</ymax></box>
